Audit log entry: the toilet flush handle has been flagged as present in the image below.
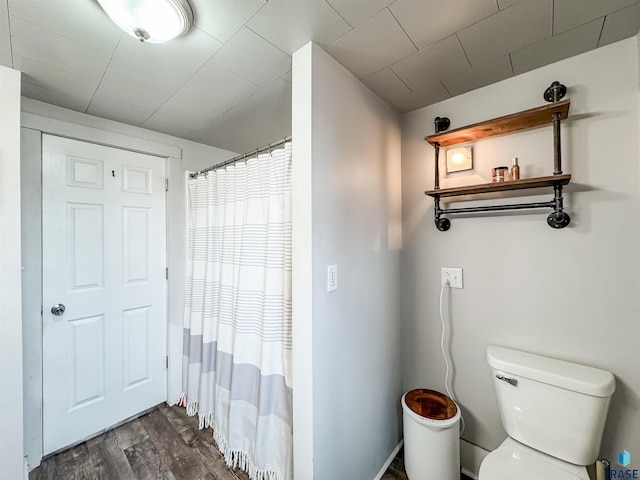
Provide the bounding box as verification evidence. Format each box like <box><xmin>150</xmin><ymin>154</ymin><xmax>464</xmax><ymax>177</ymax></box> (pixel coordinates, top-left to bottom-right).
<box><xmin>496</xmin><ymin>374</ymin><xmax>518</xmax><ymax>387</ymax></box>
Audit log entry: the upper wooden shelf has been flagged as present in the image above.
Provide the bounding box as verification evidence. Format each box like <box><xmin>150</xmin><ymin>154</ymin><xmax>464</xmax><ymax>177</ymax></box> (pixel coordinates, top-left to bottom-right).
<box><xmin>424</xmin><ymin>174</ymin><xmax>571</xmax><ymax>198</ymax></box>
<box><xmin>425</xmin><ymin>100</ymin><xmax>570</xmax><ymax>147</ymax></box>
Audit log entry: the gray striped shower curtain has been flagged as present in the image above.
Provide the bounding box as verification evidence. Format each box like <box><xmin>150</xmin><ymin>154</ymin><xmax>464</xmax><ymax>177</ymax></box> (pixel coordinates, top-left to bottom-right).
<box><xmin>181</xmin><ymin>142</ymin><xmax>292</xmax><ymax>480</ymax></box>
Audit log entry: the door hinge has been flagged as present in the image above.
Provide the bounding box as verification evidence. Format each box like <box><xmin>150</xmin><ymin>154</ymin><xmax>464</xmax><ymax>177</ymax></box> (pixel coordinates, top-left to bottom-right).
<box><xmin>165</xmin><ymin>267</ymin><xmax>168</xmax><ymax>280</ymax></box>
<box><xmin>166</xmin><ymin>356</ymin><xmax>169</xmax><ymax>369</ymax></box>
<box><xmin>165</xmin><ymin>178</ymin><xmax>169</xmax><ymax>191</ymax></box>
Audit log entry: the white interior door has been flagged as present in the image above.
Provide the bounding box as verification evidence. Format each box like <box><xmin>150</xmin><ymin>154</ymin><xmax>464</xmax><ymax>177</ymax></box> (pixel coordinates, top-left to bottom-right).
<box><xmin>42</xmin><ymin>135</ymin><xmax>167</xmax><ymax>455</ymax></box>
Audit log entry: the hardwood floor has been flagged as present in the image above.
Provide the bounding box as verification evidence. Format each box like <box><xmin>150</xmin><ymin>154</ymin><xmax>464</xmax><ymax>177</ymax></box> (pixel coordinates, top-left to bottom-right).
<box><xmin>31</xmin><ymin>405</ymin><xmax>473</xmax><ymax>480</ymax></box>
<box><xmin>30</xmin><ymin>404</ymin><xmax>250</xmax><ymax>480</ymax></box>
<box><xmin>380</xmin><ymin>448</ymin><xmax>473</xmax><ymax>480</ymax></box>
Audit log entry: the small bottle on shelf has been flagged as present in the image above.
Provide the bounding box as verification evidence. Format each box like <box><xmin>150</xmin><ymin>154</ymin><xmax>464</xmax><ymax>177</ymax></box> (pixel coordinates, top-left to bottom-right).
<box><xmin>510</xmin><ymin>157</ymin><xmax>520</xmax><ymax>181</ymax></box>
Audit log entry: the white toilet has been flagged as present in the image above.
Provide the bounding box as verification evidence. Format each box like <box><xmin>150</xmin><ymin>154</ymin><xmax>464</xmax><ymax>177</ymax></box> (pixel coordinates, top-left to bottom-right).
<box><xmin>479</xmin><ymin>345</ymin><xmax>615</xmax><ymax>480</ymax></box>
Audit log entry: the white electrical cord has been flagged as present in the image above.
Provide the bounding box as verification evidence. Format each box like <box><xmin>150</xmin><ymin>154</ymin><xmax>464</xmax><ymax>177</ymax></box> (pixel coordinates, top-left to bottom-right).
<box><xmin>440</xmin><ymin>281</ymin><xmax>466</xmax><ymax>436</ymax></box>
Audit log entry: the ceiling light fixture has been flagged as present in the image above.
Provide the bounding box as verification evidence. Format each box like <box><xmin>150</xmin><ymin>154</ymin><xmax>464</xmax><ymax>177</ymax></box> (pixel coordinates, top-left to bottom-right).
<box><xmin>96</xmin><ymin>0</ymin><xmax>194</xmax><ymax>44</ymax></box>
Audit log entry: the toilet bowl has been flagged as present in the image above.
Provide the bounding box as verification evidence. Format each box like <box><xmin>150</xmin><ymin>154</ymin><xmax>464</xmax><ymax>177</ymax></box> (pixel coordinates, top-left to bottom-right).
<box><xmin>479</xmin><ymin>438</ymin><xmax>590</xmax><ymax>480</ymax></box>
<box><xmin>479</xmin><ymin>346</ymin><xmax>615</xmax><ymax>480</ymax></box>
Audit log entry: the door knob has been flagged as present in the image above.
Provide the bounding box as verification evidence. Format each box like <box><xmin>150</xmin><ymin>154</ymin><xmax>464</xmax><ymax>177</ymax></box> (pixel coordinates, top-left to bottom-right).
<box><xmin>51</xmin><ymin>304</ymin><xmax>66</xmax><ymax>316</ymax></box>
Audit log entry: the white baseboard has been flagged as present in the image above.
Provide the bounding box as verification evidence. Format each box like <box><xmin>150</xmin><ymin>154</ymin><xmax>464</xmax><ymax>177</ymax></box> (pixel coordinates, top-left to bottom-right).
<box><xmin>373</xmin><ymin>440</ymin><xmax>404</xmax><ymax>480</ymax></box>
<box><xmin>460</xmin><ymin>438</ymin><xmax>490</xmax><ymax>479</ymax></box>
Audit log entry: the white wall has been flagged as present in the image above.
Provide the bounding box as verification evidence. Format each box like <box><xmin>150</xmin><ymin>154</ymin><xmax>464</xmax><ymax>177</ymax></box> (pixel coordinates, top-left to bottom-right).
<box><xmin>19</xmin><ymin>98</ymin><xmax>235</xmax><ymax>469</ymax></box>
<box><xmin>0</xmin><ymin>65</ymin><xmax>23</xmax><ymax>478</ymax></box>
<box><xmin>401</xmin><ymin>36</ymin><xmax>640</xmax><ymax>471</ymax></box>
<box><xmin>292</xmin><ymin>43</ymin><xmax>403</xmax><ymax>480</ymax></box>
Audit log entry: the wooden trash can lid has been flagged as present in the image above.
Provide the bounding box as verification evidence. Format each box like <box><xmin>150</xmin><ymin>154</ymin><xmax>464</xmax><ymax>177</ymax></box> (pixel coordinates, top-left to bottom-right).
<box><xmin>405</xmin><ymin>389</ymin><xmax>458</xmax><ymax>420</ymax></box>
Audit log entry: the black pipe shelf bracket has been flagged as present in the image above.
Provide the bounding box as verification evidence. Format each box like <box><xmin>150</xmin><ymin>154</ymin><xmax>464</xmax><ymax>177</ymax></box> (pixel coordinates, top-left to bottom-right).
<box><xmin>424</xmin><ymin>81</ymin><xmax>572</xmax><ymax>231</ymax></box>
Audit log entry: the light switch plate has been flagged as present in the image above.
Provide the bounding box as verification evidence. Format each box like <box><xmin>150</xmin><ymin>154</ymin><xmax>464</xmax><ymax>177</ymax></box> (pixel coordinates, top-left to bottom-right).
<box><xmin>327</xmin><ymin>265</ymin><xmax>338</xmax><ymax>292</ymax></box>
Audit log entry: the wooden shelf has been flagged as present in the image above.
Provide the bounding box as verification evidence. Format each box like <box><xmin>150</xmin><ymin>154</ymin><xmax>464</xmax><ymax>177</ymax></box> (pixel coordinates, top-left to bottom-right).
<box><xmin>425</xmin><ymin>100</ymin><xmax>570</xmax><ymax>147</ymax></box>
<box><xmin>425</xmin><ymin>174</ymin><xmax>571</xmax><ymax>198</ymax></box>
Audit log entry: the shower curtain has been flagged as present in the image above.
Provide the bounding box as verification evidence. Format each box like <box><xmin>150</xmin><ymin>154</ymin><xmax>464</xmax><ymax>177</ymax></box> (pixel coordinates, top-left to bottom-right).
<box><xmin>181</xmin><ymin>142</ymin><xmax>292</xmax><ymax>480</ymax></box>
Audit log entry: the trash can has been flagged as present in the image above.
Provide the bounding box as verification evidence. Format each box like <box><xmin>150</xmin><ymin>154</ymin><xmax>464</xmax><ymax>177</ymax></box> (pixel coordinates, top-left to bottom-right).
<box><xmin>401</xmin><ymin>389</ymin><xmax>461</xmax><ymax>480</ymax></box>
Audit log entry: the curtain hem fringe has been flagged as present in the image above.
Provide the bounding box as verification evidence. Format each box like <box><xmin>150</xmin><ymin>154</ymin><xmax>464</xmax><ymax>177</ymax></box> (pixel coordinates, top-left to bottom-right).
<box><xmin>179</xmin><ymin>393</ymin><xmax>288</xmax><ymax>480</ymax></box>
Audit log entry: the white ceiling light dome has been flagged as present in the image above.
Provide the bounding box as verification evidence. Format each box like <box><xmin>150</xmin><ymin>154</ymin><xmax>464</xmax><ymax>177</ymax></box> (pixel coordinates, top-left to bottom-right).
<box><xmin>97</xmin><ymin>0</ymin><xmax>194</xmax><ymax>44</ymax></box>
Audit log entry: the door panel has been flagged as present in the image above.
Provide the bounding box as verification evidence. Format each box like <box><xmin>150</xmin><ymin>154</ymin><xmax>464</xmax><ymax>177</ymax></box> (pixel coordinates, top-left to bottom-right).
<box><xmin>42</xmin><ymin>135</ymin><xmax>167</xmax><ymax>454</ymax></box>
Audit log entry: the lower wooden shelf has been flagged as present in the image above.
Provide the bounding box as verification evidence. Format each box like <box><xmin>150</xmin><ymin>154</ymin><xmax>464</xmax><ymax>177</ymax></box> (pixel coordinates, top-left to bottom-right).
<box><xmin>424</xmin><ymin>174</ymin><xmax>571</xmax><ymax>198</ymax></box>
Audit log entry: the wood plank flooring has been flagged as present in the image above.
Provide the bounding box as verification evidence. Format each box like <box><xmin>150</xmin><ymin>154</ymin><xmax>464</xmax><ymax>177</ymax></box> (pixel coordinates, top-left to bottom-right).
<box><xmin>30</xmin><ymin>404</ymin><xmax>250</xmax><ymax>480</ymax></box>
<box><xmin>380</xmin><ymin>448</ymin><xmax>473</xmax><ymax>480</ymax></box>
<box><xmin>31</xmin><ymin>405</ymin><xmax>473</xmax><ymax>480</ymax></box>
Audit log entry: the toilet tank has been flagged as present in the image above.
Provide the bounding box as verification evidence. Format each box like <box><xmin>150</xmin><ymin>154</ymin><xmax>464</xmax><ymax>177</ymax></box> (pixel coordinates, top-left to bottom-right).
<box><xmin>487</xmin><ymin>346</ymin><xmax>615</xmax><ymax>466</ymax></box>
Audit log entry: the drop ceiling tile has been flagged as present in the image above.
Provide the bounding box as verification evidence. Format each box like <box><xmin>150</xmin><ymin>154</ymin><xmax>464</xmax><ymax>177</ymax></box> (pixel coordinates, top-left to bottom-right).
<box><xmin>511</xmin><ymin>19</ymin><xmax>603</xmax><ymax>75</ymax></box>
<box><xmin>458</xmin><ymin>0</ymin><xmax>552</xmax><ymax>66</ymax></box>
<box><xmin>247</xmin><ymin>0</ymin><xmax>351</xmax><ymax>54</ymax></box>
<box><xmin>389</xmin><ymin>0</ymin><xmax>497</xmax><ymax>49</ymax></box>
<box><xmin>180</xmin><ymin>60</ymin><xmax>259</xmax><ymax>104</ymax></box>
<box><xmin>326</xmin><ymin>8</ymin><xmax>417</xmax><ymax>78</ymax></box>
<box><xmin>553</xmin><ymin>0</ymin><xmax>637</xmax><ymax>34</ymax></box>
<box><xmin>361</xmin><ymin>68</ymin><xmax>411</xmax><ymax>101</ymax></box>
<box><xmin>164</xmin><ymin>87</ymin><xmax>231</xmax><ymax>119</ymax></box>
<box><xmin>0</xmin><ymin>34</ymin><xmax>11</xmax><ymax>67</ymax></box>
<box><xmin>86</xmin><ymin>95</ymin><xmax>154</xmax><ymax>126</ymax></box>
<box><xmin>224</xmin><ymin>97</ymin><xmax>290</xmax><ymax>129</ymax></box>
<box><xmin>21</xmin><ymin>79</ymin><xmax>91</xmax><ymax>112</ymax></box>
<box><xmin>232</xmin><ymin>122</ymin><xmax>291</xmax><ymax>149</ymax></box>
<box><xmin>141</xmin><ymin>117</ymin><xmax>194</xmax><ymax>138</ymax></box>
<box><xmin>113</xmin><ymin>28</ymin><xmax>222</xmax><ymax>75</ymax></box>
<box><xmin>248</xmin><ymin>78</ymin><xmax>292</xmax><ymax>118</ymax></box>
<box><xmin>8</xmin><ymin>0</ymin><xmax>121</xmax><ymax>54</ymax></box>
<box><xmin>442</xmin><ymin>55</ymin><xmax>513</xmax><ymax>97</ymax></box>
<box><xmin>208</xmin><ymin>135</ymin><xmax>256</xmax><ymax>155</ymax></box>
<box><xmin>10</xmin><ymin>16</ymin><xmax>110</xmax><ymax>83</ymax></box>
<box><xmin>599</xmin><ymin>3</ymin><xmax>640</xmax><ymax>47</ymax></box>
<box><xmin>281</xmin><ymin>70</ymin><xmax>292</xmax><ymax>84</ymax></box>
<box><xmin>187</xmin><ymin>115</ymin><xmax>249</xmax><ymax>146</ymax></box>
<box><xmin>142</xmin><ymin>105</ymin><xmax>209</xmax><ymax>137</ymax></box>
<box><xmin>94</xmin><ymin>72</ymin><xmax>169</xmax><ymax>111</ymax></box>
<box><xmin>390</xmin><ymin>35</ymin><xmax>471</xmax><ymax>91</ymax></box>
<box><xmin>211</xmin><ymin>27</ymin><xmax>291</xmax><ymax>87</ymax></box>
<box><xmin>0</xmin><ymin>0</ymin><xmax>10</xmax><ymax>67</ymax></box>
<box><xmin>107</xmin><ymin>40</ymin><xmax>194</xmax><ymax>93</ymax></box>
<box><xmin>14</xmin><ymin>54</ymin><xmax>98</xmax><ymax>99</ymax></box>
<box><xmin>390</xmin><ymin>81</ymin><xmax>450</xmax><ymax>113</ymax></box>
<box><xmin>325</xmin><ymin>0</ymin><xmax>394</xmax><ymax>27</ymax></box>
<box><xmin>498</xmin><ymin>0</ymin><xmax>522</xmax><ymax>9</ymax></box>
<box><xmin>192</xmin><ymin>0</ymin><xmax>267</xmax><ymax>43</ymax></box>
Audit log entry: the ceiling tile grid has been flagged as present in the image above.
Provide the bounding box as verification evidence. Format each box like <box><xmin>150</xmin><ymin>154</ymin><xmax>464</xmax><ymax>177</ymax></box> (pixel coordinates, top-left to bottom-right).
<box><xmin>326</xmin><ymin>8</ymin><xmax>417</xmax><ymax>78</ymax></box>
<box><xmin>90</xmin><ymin>72</ymin><xmax>169</xmax><ymax>112</ymax></box>
<box><xmin>325</xmin><ymin>0</ymin><xmax>394</xmax><ymax>28</ymax></box>
<box><xmin>457</xmin><ymin>0</ymin><xmax>553</xmax><ymax>66</ymax></box>
<box><xmin>8</xmin><ymin>0</ymin><xmax>122</xmax><ymax>54</ymax></box>
<box><xmin>599</xmin><ymin>3</ymin><xmax>640</xmax><ymax>46</ymax></box>
<box><xmin>246</xmin><ymin>0</ymin><xmax>351</xmax><ymax>54</ymax></box>
<box><xmin>4</xmin><ymin>0</ymin><xmax>640</xmax><ymax>153</ymax></box>
<box><xmin>389</xmin><ymin>0</ymin><xmax>497</xmax><ymax>50</ymax></box>
<box><xmin>209</xmin><ymin>27</ymin><xmax>291</xmax><ymax>87</ymax></box>
<box><xmin>553</xmin><ymin>0</ymin><xmax>638</xmax><ymax>34</ymax></box>
<box><xmin>390</xmin><ymin>35</ymin><xmax>472</xmax><ymax>91</ymax></box>
<box><xmin>441</xmin><ymin>55</ymin><xmax>513</xmax><ymax>97</ymax></box>
<box><xmin>510</xmin><ymin>18</ymin><xmax>604</xmax><ymax>75</ymax></box>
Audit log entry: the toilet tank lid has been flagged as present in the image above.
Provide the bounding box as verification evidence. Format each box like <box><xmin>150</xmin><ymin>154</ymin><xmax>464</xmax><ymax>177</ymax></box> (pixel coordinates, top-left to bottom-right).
<box><xmin>487</xmin><ymin>346</ymin><xmax>615</xmax><ymax>397</ymax></box>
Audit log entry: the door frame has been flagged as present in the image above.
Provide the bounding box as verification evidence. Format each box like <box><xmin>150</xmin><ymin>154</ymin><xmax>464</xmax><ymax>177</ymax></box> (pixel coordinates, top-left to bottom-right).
<box><xmin>21</xmin><ymin>114</ymin><xmax>183</xmax><ymax>470</ymax></box>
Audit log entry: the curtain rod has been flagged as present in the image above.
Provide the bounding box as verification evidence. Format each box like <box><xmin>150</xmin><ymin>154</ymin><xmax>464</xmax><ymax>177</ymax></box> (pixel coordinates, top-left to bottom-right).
<box><xmin>189</xmin><ymin>136</ymin><xmax>292</xmax><ymax>178</ymax></box>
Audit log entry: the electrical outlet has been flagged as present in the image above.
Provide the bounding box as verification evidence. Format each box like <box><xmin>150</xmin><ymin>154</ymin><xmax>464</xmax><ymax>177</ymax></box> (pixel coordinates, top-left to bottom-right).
<box><xmin>327</xmin><ymin>265</ymin><xmax>338</xmax><ymax>292</ymax></box>
<box><xmin>441</xmin><ymin>267</ymin><xmax>463</xmax><ymax>289</ymax></box>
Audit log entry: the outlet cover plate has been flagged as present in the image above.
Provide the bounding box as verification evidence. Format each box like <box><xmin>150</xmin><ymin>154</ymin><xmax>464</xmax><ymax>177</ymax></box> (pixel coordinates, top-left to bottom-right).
<box><xmin>441</xmin><ymin>267</ymin><xmax>463</xmax><ymax>288</ymax></box>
